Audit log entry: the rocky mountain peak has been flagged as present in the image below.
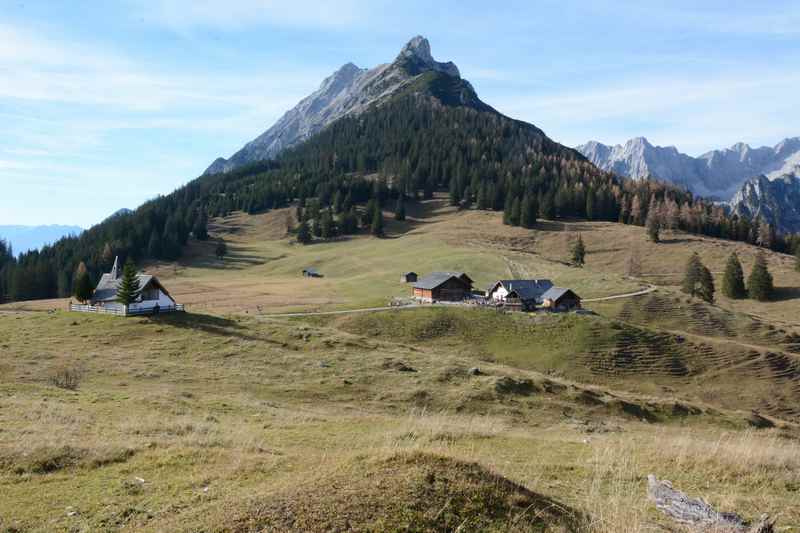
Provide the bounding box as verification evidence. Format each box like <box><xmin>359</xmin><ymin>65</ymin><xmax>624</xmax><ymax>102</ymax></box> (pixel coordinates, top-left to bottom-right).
<box><xmin>203</xmin><ymin>35</ymin><xmax>474</xmax><ymax>175</ymax></box>
<box><xmin>731</xmin><ymin>173</ymin><xmax>800</xmax><ymax>234</ymax></box>
<box><xmin>394</xmin><ymin>35</ymin><xmax>460</xmax><ymax>77</ymax></box>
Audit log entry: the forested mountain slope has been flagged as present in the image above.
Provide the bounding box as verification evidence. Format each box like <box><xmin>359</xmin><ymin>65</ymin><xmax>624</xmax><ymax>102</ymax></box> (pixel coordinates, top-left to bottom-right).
<box><xmin>1</xmin><ymin>37</ymin><xmax>793</xmax><ymax>303</ymax></box>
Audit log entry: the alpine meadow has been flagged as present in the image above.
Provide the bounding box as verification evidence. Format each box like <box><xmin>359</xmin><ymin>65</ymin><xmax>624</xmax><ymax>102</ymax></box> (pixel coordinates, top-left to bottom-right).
<box><xmin>2</xmin><ymin>4</ymin><xmax>800</xmax><ymax>532</ymax></box>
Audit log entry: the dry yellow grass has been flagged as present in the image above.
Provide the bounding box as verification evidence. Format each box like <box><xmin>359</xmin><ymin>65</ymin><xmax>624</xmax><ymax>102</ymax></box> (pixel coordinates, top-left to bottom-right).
<box><xmin>2</xmin><ymin>202</ymin><xmax>800</xmax><ymax>531</ymax></box>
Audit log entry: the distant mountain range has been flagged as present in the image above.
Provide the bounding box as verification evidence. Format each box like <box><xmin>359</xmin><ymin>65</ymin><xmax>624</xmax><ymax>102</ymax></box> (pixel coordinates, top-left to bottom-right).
<box><xmin>576</xmin><ymin>136</ymin><xmax>800</xmax><ymax>201</ymax></box>
<box><xmin>205</xmin><ymin>36</ymin><xmax>491</xmax><ymax>175</ymax></box>
<box><xmin>0</xmin><ymin>225</ymin><xmax>83</xmax><ymax>256</ymax></box>
<box><xmin>730</xmin><ymin>174</ymin><xmax>800</xmax><ymax>235</ymax></box>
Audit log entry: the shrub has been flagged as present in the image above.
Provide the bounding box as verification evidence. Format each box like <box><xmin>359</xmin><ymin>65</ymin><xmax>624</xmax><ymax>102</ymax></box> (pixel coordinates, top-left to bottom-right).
<box><xmin>48</xmin><ymin>364</ymin><xmax>83</xmax><ymax>390</ymax></box>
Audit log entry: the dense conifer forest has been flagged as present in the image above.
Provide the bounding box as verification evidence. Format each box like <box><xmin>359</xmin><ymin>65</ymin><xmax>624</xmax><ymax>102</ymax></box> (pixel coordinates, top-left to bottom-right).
<box><xmin>0</xmin><ymin>87</ymin><xmax>795</xmax><ymax>303</ymax></box>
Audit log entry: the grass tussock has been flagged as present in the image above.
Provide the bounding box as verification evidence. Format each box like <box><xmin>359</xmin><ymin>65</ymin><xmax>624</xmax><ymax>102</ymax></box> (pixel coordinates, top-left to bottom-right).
<box><xmin>1</xmin><ymin>445</ymin><xmax>135</xmax><ymax>475</ymax></box>
<box><xmin>227</xmin><ymin>451</ymin><xmax>579</xmax><ymax>533</ymax></box>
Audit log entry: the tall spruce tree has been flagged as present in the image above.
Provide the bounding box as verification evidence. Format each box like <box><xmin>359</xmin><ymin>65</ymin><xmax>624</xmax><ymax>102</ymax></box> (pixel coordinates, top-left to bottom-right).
<box><xmin>371</xmin><ymin>204</ymin><xmax>384</xmax><ymax>237</ymax></box>
<box><xmin>510</xmin><ymin>197</ymin><xmax>521</xmax><ymax>226</ymax></box>
<box><xmin>116</xmin><ymin>259</ymin><xmax>141</xmax><ymax>307</ymax></box>
<box><xmin>147</xmin><ymin>229</ymin><xmax>162</xmax><ymax>259</ymax></box>
<box><xmin>520</xmin><ymin>193</ymin><xmax>537</xmax><ymax>229</ymax></box>
<box><xmin>748</xmin><ymin>252</ymin><xmax>774</xmax><ymax>301</ymax></box>
<box><xmin>682</xmin><ymin>253</ymin><xmax>715</xmax><ymax>303</ymax></box>
<box><xmin>72</xmin><ymin>261</ymin><xmax>93</xmax><ymax>303</ymax></box>
<box><xmin>646</xmin><ymin>210</ymin><xmax>661</xmax><ymax>243</ymax></box>
<box><xmin>296</xmin><ymin>220</ymin><xmax>312</xmax><ymax>245</ymax></box>
<box><xmin>571</xmin><ymin>234</ymin><xmax>586</xmax><ymax>267</ymax></box>
<box><xmin>503</xmin><ymin>194</ymin><xmax>514</xmax><ymax>225</ymax></box>
<box><xmin>721</xmin><ymin>252</ymin><xmax>746</xmax><ymax>299</ymax></box>
<box><xmin>320</xmin><ymin>210</ymin><xmax>336</xmax><ymax>239</ymax></box>
<box><xmin>193</xmin><ymin>210</ymin><xmax>209</xmax><ymax>241</ymax></box>
<box><xmin>215</xmin><ymin>239</ymin><xmax>227</xmax><ymax>260</ymax></box>
<box><xmin>394</xmin><ymin>196</ymin><xmax>406</xmax><ymax>221</ymax></box>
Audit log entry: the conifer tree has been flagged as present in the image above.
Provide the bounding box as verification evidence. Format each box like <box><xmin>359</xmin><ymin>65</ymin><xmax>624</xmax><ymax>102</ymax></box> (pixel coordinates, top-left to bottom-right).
<box><xmin>147</xmin><ymin>229</ymin><xmax>162</xmax><ymax>259</ymax></box>
<box><xmin>101</xmin><ymin>243</ymin><xmax>114</xmax><ymax>270</ymax></box>
<box><xmin>476</xmin><ymin>184</ymin><xmax>487</xmax><ymax>210</ymax></box>
<box><xmin>646</xmin><ymin>209</ymin><xmax>661</xmax><ymax>243</ymax></box>
<box><xmin>448</xmin><ymin>177</ymin><xmax>460</xmax><ymax>206</ymax></box>
<box><xmin>503</xmin><ymin>194</ymin><xmax>514</xmax><ymax>225</ymax></box>
<box><xmin>571</xmin><ymin>234</ymin><xmax>586</xmax><ymax>267</ymax></box>
<box><xmin>682</xmin><ymin>253</ymin><xmax>715</xmax><ymax>303</ymax></box>
<box><xmin>320</xmin><ymin>210</ymin><xmax>336</xmax><ymax>239</ymax></box>
<box><xmin>520</xmin><ymin>193</ymin><xmax>537</xmax><ymax>229</ymax></box>
<box><xmin>461</xmin><ymin>187</ymin><xmax>473</xmax><ymax>209</ymax></box>
<box><xmin>339</xmin><ymin>208</ymin><xmax>358</xmax><ymax>235</ymax></box>
<box><xmin>539</xmin><ymin>192</ymin><xmax>555</xmax><ymax>220</ymax></box>
<box><xmin>193</xmin><ymin>210</ymin><xmax>209</xmax><ymax>241</ymax></box>
<box><xmin>371</xmin><ymin>204</ymin><xmax>384</xmax><ymax>237</ymax></box>
<box><xmin>748</xmin><ymin>252</ymin><xmax>774</xmax><ymax>301</ymax></box>
<box><xmin>215</xmin><ymin>239</ymin><xmax>227</xmax><ymax>260</ymax></box>
<box><xmin>721</xmin><ymin>252</ymin><xmax>746</xmax><ymax>299</ymax></box>
<box><xmin>312</xmin><ymin>215</ymin><xmax>322</xmax><ymax>238</ymax></box>
<box><xmin>72</xmin><ymin>261</ymin><xmax>93</xmax><ymax>303</ymax></box>
<box><xmin>510</xmin><ymin>197</ymin><xmax>521</xmax><ymax>226</ymax></box>
<box><xmin>394</xmin><ymin>196</ymin><xmax>406</xmax><ymax>221</ymax></box>
<box><xmin>296</xmin><ymin>220</ymin><xmax>312</xmax><ymax>245</ymax></box>
<box><xmin>116</xmin><ymin>259</ymin><xmax>141</xmax><ymax>307</ymax></box>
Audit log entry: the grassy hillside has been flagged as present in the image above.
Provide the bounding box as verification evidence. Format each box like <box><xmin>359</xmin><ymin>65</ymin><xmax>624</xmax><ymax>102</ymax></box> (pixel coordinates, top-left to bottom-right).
<box><xmin>1</xmin><ymin>310</ymin><xmax>798</xmax><ymax>531</ymax></box>
<box><xmin>2</xmin><ymin>201</ymin><xmax>800</xmax><ymax>531</ymax></box>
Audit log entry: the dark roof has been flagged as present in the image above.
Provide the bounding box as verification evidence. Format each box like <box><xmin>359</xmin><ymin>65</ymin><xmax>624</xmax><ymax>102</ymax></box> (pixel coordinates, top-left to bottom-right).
<box><xmin>91</xmin><ymin>272</ymin><xmax>162</xmax><ymax>303</ymax></box>
<box><xmin>540</xmin><ymin>287</ymin><xmax>579</xmax><ymax>303</ymax></box>
<box><xmin>413</xmin><ymin>272</ymin><xmax>471</xmax><ymax>290</ymax></box>
<box><xmin>488</xmin><ymin>279</ymin><xmax>553</xmax><ymax>301</ymax></box>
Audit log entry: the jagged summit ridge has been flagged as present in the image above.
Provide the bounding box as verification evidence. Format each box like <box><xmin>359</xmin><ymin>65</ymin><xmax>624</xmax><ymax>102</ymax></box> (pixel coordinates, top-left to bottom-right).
<box><xmin>204</xmin><ymin>36</ymin><xmax>474</xmax><ymax>175</ymax></box>
<box><xmin>731</xmin><ymin>173</ymin><xmax>800</xmax><ymax>234</ymax></box>
<box><xmin>577</xmin><ymin>136</ymin><xmax>800</xmax><ymax>200</ymax></box>
<box><xmin>396</xmin><ymin>35</ymin><xmax>460</xmax><ymax>77</ymax></box>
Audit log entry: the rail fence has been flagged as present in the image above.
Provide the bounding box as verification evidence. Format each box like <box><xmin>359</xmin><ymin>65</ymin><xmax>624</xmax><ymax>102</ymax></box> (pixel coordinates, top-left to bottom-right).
<box><xmin>68</xmin><ymin>303</ymin><xmax>185</xmax><ymax>316</ymax></box>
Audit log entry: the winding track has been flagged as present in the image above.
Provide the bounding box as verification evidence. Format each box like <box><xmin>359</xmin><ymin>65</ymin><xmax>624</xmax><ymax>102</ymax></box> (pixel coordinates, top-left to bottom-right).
<box><xmin>258</xmin><ymin>285</ymin><xmax>658</xmax><ymax>318</ymax></box>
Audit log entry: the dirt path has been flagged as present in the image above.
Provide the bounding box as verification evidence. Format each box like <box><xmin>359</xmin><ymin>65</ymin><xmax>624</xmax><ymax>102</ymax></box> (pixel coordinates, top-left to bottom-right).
<box><xmin>258</xmin><ymin>284</ymin><xmax>658</xmax><ymax>318</ymax></box>
<box><xmin>582</xmin><ymin>285</ymin><xmax>657</xmax><ymax>302</ymax></box>
<box><xmin>257</xmin><ymin>305</ymin><xmax>424</xmax><ymax>318</ymax></box>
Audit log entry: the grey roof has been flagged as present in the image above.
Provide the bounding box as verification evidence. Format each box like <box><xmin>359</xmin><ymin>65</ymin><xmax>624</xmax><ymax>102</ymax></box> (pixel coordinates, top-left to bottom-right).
<box><xmin>303</xmin><ymin>267</ymin><xmax>320</xmax><ymax>274</ymax></box>
<box><xmin>489</xmin><ymin>279</ymin><xmax>553</xmax><ymax>301</ymax></box>
<box><xmin>413</xmin><ymin>271</ymin><xmax>471</xmax><ymax>290</ymax></box>
<box><xmin>91</xmin><ymin>273</ymin><xmax>156</xmax><ymax>303</ymax></box>
<box><xmin>539</xmin><ymin>287</ymin><xmax>579</xmax><ymax>303</ymax></box>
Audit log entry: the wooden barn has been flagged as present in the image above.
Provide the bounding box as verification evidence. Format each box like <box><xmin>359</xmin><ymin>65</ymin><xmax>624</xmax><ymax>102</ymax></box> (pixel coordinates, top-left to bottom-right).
<box><xmin>540</xmin><ymin>287</ymin><xmax>581</xmax><ymax>311</ymax></box>
<box><xmin>412</xmin><ymin>272</ymin><xmax>474</xmax><ymax>302</ymax></box>
<box><xmin>400</xmin><ymin>272</ymin><xmax>418</xmax><ymax>283</ymax></box>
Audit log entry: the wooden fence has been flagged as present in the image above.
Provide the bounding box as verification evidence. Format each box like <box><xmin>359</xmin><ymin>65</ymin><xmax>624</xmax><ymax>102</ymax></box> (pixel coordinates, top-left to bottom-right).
<box><xmin>68</xmin><ymin>303</ymin><xmax>185</xmax><ymax>316</ymax></box>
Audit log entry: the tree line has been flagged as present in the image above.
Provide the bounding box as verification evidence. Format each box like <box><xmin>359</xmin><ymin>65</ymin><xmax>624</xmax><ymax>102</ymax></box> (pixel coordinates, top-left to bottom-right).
<box><xmin>0</xmin><ymin>89</ymin><xmax>796</xmax><ymax>302</ymax></box>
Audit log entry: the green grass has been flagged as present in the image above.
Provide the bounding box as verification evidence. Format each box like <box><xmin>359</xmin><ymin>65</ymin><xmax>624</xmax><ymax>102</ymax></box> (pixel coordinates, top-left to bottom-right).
<box><xmin>3</xmin><ymin>309</ymin><xmax>798</xmax><ymax>531</ymax></box>
<box><xmin>4</xmin><ymin>202</ymin><xmax>800</xmax><ymax>531</ymax></box>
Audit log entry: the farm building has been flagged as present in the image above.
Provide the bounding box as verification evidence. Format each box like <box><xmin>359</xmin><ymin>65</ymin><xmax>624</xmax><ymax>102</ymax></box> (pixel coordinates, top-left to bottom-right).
<box><xmin>400</xmin><ymin>272</ymin><xmax>418</xmax><ymax>283</ymax></box>
<box><xmin>302</xmin><ymin>267</ymin><xmax>322</xmax><ymax>278</ymax></box>
<box><xmin>540</xmin><ymin>287</ymin><xmax>581</xmax><ymax>311</ymax></box>
<box><xmin>412</xmin><ymin>272</ymin><xmax>474</xmax><ymax>302</ymax></box>
<box><xmin>487</xmin><ymin>279</ymin><xmax>554</xmax><ymax>310</ymax></box>
<box><xmin>77</xmin><ymin>257</ymin><xmax>181</xmax><ymax>315</ymax></box>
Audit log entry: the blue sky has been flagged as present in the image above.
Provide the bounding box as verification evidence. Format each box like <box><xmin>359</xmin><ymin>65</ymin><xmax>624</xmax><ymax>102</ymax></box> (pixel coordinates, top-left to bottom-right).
<box><xmin>2</xmin><ymin>0</ymin><xmax>799</xmax><ymax>227</ymax></box>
